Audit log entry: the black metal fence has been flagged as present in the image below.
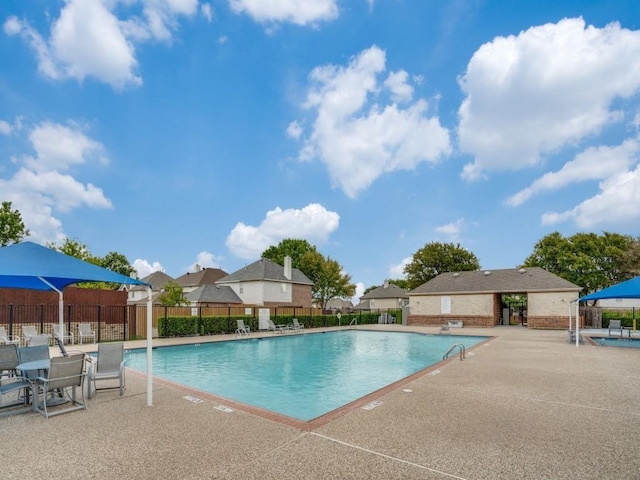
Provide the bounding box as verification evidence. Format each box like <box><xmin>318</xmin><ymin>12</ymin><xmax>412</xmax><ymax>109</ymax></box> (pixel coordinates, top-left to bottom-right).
<box><xmin>1</xmin><ymin>304</ymin><xmax>403</xmax><ymax>345</ymax></box>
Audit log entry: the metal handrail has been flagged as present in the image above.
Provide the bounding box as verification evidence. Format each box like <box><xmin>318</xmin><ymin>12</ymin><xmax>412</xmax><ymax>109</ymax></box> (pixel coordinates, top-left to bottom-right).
<box><xmin>349</xmin><ymin>318</ymin><xmax>358</xmax><ymax>328</ymax></box>
<box><xmin>443</xmin><ymin>343</ymin><xmax>465</xmax><ymax>361</ymax></box>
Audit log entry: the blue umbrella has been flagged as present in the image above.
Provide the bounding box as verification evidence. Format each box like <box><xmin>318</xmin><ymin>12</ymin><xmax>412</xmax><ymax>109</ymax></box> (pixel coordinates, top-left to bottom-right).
<box><xmin>0</xmin><ymin>241</ymin><xmax>155</xmax><ymax>405</ymax></box>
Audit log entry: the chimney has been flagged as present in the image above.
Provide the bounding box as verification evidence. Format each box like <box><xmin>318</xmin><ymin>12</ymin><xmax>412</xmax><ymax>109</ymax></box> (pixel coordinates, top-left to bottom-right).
<box><xmin>284</xmin><ymin>256</ymin><xmax>292</xmax><ymax>280</ymax></box>
<box><xmin>194</xmin><ymin>264</ymin><xmax>201</xmax><ymax>273</ymax></box>
<box><xmin>383</xmin><ymin>279</ymin><xmax>389</xmax><ymax>288</ymax></box>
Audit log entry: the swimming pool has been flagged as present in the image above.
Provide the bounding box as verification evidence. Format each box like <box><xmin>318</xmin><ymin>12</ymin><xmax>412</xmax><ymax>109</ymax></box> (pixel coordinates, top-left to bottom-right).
<box><xmin>591</xmin><ymin>337</ymin><xmax>640</xmax><ymax>348</ymax></box>
<box><xmin>126</xmin><ymin>330</ymin><xmax>488</xmax><ymax>421</ymax></box>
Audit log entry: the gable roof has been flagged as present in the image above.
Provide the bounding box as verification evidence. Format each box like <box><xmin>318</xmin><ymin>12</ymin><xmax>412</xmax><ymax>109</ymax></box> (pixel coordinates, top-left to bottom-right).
<box><xmin>175</xmin><ymin>268</ymin><xmax>228</xmax><ymax>287</ymax></box>
<box><xmin>217</xmin><ymin>258</ymin><xmax>313</xmax><ymax>285</ymax></box>
<box><xmin>409</xmin><ymin>267</ymin><xmax>581</xmax><ymax>295</ymax></box>
<box><xmin>129</xmin><ymin>271</ymin><xmax>174</xmax><ymax>291</ymax></box>
<box><xmin>185</xmin><ymin>284</ymin><xmax>242</xmax><ymax>304</ymax></box>
<box><xmin>361</xmin><ymin>282</ymin><xmax>409</xmax><ymax>300</ymax></box>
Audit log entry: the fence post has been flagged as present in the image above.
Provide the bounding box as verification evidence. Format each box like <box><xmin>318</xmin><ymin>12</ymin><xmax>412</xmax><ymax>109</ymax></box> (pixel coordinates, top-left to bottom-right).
<box><xmin>41</xmin><ymin>303</ymin><xmax>46</xmax><ymax>333</ymax></box>
<box><xmin>97</xmin><ymin>304</ymin><xmax>102</xmax><ymax>343</ymax></box>
<box><xmin>9</xmin><ymin>303</ymin><xmax>13</xmax><ymax>337</ymax></box>
<box><xmin>123</xmin><ymin>305</ymin><xmax>127</xmax><ymax>341</ymax></box>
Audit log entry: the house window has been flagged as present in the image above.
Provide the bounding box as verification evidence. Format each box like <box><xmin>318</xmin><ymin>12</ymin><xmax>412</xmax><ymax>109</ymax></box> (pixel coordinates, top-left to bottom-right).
<box><xmin>281</xmin><ymin>283</ymin><xmax>287</xmax><ymax>293</ymax></box>
<box><xmin>239</xmin><ymin>283</ymin><xmax>243</xmax><ymax>294</ymax></box>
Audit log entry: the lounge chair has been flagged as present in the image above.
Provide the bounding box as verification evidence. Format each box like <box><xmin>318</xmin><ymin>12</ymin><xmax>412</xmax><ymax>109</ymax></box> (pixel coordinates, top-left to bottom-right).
<box><xmin>87</xmin><ymin>343</ymin><xmax>125</xmax><ymax>400</ymax></box>
<box><xmin>608</xmin><ymin>320</ymin><xmax>623</xmax><ymax>337</ymax></box>
<box><xmin>0</xmin><ymin>326</ymin><xmax>20</xmax><ymax>346</ymax></box>
<box><xmin>291</xmin><ymin>318</ymin><xmax>304</xmax><ymax>331</ymax></box>
<box><xmin>78</xmin><ymin>324</ymin><xmax>96</xmax><ymax>344</ymax></box>
<box><xmin>439</xmin><ymin>323</ymin><xmax>450</xmax><ymax>334</ymax></box>
<box><xmin>52</xmin><ymin>325</ymin><xmax>74</xmax><ymax>345</ymax></box>
<box><xmin>34</xmin><ymin>353</ymin><xmax>86</xmax><ymax>418</ymax></box>
<box><xmin>0</xmin><ymin>344</ymin><xmax>34</xmax><ymax>416</ymax></box>
<box><xmin>17</xmin><ymin>345</ymin><xmax>51</xmax><ymax>381</ymax></box>
<box><xmin>235</xmin><ymin>319</ymin><xmax>250</xmax><ymax>336</ymax></box>
<box><xmin>267</xmin><ymin>319</ymin><xmax>289</xmax><ymax>334</ymax></box>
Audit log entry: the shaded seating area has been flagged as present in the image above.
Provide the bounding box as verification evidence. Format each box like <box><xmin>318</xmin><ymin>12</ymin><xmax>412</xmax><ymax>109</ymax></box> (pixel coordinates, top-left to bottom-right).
<box><xmin>0</xmin><ymin>344</ymin><xmax>34</xmax><ymax>417</ymax></box>
<box><xmin>78</xmin><ymin>324</ymin><xmax>96</xmax><ymax>344</ymax></box>
<box><xmin>34</xmin><ymin>353</ymin><xmax>86</xmax><ymax>419</ymax></box>
<box><xmin>608</xmin><ymin>320</ymin><xmax>623</xmax><ymax>337</ymax></box>
<box><xmin>53</xmin><ymin>325</ymin><xmax>74</xmax><ymax>345</ymax></box>
<box><xmin>87</xmin><ymin>343</ymin><xmax>125</xmax><ymax>400</ymax></box>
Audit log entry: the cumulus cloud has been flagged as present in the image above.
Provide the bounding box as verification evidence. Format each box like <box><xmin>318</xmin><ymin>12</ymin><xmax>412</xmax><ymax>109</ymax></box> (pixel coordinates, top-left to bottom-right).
<box><xmin>434</xmin><ymin>218</ymin><xmax>466</xmax><ymax>241</ymax></box>
<box><xmin>388</xmin><ymin>256</ymin><xmax>411</xmax><ymax>279</ymax></box>
<box><xmin>4</xmin><ymin>0</ymin><xmax>201</xmax><ymax>89</ymax></box>
<box><xmin>187</xmin><ymin>251</ymin><xmax>224</xmax><ymax>271</ymax></box>
<box><xmin>542</xmin><ymin>165</ymin><xmax>640</xmax><ymax>229</ymax></box>
<box><xmin>507</xmin><ymin>138</ymin><xmax>640</xmax><ymax>207</ymax></box>
<box><xmin>0</xmin><ymin>121</ymin><xmax>112</xmax><ymax>243</ymax></box>
<box><xmin>0</xmin><ymin>121</ymin><xmax>12</xmax><ymax>135</ymax></box>
<box><xmin>292</xmin><ymin>45</ymin><xmax>451</xmax><ymax>198</ymax></box>
<box><xmin>458</xmin><ymin>17</ymin><xmax>640</xmax><ymax>181</ymax></box>
<box><xmin>226</xmin><ymin>203</ymin><xmax>339</xmax><ymax>259</ymax></box>
<box><xmin>133</xmin><ymin>259</ymin><xmax>165</xmax><ymax>278</ymax></box>
<box><xmin>228</xmin><ymin>0</ymin><xmax>339</xmax><ymax>26</ymax></box>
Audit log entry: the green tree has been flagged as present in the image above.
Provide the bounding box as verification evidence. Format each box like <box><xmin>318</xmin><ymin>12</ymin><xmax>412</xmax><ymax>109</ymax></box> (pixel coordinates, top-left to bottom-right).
<box><xmin>403</xmin><ymin>242</ymin><xmax>480</xmax><ymax>290</ymax></box>
<box><xmin>621</xmin><ymin>236</ymin><xmax>640</xmax><ymax>278</ymax></box>
<box><xmin>262</xmin><ymin>238</ymin><xmax>318</xmax><ymax>269</ymax></box>
<box><xmin>313</xmin><ymin>256</ymin><xmax>356</xmax><ymax>310</ymax></box>
<box><xmin>100</xmin><ymin>251</ymin><xmax>136</xmax><ymax>277</ymax></box>
<box><xmin>0</xmin><ymin>201</ymin><xmax>30</xmax><ymax>246</ymax></box>
<box><xmin>158</xmin><ymin>280</ymin><xmax>189</xmax><ymax>306</ymax></box>
<box><xmin>523</xmin><ymin>231</ymin><xmax>633</xmax><ymax>294</ymax></box>
<box><xmin>47</xmin><ymin>238</ymin><xmax>98</xmax><ymax>263</ymax></box>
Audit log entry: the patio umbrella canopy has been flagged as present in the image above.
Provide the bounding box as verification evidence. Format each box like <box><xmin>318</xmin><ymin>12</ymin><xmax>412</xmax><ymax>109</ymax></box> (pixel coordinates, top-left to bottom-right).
<box><xmin>579</xmin><ymin>276</ymin><xmax>640</xmax><ymax>302</ymax></box>
<box><xmin>0</xmin><ymin>241</ymin><xmax>155</xmax><ymax>405</ymax></box>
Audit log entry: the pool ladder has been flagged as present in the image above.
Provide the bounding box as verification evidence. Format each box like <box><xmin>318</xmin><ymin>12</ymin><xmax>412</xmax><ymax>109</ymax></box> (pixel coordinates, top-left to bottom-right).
<box><xmin>443</xmin><ymin>343</ymin><xmax>465</xmax><ymax>361</ymax></box>
<box><xmin>349</xmin><ymin>318</ymin><xmax>358</xmax><ymax>329</ymax></box>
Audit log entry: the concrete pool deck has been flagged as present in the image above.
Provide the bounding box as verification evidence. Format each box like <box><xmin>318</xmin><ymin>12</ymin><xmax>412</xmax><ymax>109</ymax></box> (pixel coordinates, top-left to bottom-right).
<box><xmin>3</xmin><ymin>325</ymin><xmax>640</xmax><ymax>479</ymax></box>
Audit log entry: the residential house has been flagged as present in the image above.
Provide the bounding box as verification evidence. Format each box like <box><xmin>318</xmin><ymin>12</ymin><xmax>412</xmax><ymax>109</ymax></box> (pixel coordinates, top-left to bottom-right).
<box><xmin>215</xmin><ymin>257</ymin><xmax>313</xmax><ymax>307</ymax></box>
<box><xmin>174</xmin><ymin>265</ymin><xmax>228</xmax><ymax>294</ymax></box>
<box><xmin>127</xmin><ymin>271</ymin><xmax>174</xmax><ymax>304</ymax></box>
<box><xmin>357</xmin><ymin>280</ymin><xmax>409</xmax><ymax>310</ymax></box>
<box><xmin>185</xmin><ymin>284</ymin><xmax>242</xmax><ymax>307</ymax></box>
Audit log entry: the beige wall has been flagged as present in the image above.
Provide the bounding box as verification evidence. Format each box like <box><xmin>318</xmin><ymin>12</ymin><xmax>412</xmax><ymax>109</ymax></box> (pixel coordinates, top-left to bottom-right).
<box><xmin>410</xmin><ymin>293</ymin><xmax>494</xmax><ymax>316</ymax></box>
<box><xmin>369</xmin><ymin>297</ymin><xmax>405</xmax><ymax>310</ymax></box>
<box><xmin>528</xmin><ymin>291</ymin><xmax>575</xmax><ymax>316</ymax></box>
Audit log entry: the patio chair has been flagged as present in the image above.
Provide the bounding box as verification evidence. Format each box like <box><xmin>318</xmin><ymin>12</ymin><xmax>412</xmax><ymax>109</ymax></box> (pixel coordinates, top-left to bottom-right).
<box><xmin>22</xmin><ymin>325</ymin><xmax>42</xmax><ymax>346</ymax></box>
<box><xmin>17</xmin><ymin>345</ymin><xmax>51</xmax><ymax>381</ymax></box>
<box><xmin>608</xmin><ymin>320</ymin><xmax>623</xmax><ymax>337</ymax></box>
<box><xmin>34</xmin><ymin>353</ymin><xmax>86</xmax><ymax>419</ymax></box>
<box><xmin>291</xmin><ymin>318</ymin><xmax>305</xmax><ymax>331</ymax></box>
<box><xmin>235</xmin><ymin>319</ymin><xmax>250</xmax><ymax>336</ymax></box>
<box><xmin>439</xmin><ymin>323</ymin><xmax>450</xmax><ymax>334</ymax></box>
<box><xmin>28</xmin><ymin>334</ymin><xmax>51</xmax><ymax>347</ymax></box>
<box><xmin>0</xmin><ymin>344</ymin><xmax>34</xmax><ymax>416</ymax></box>
<box><xmin>52</xmin><ymin>325</ymin><xmax>74</xmax><ymax>345</ymax></box>
<box><xmin>78</xmin><ymin>324</ymin><xmax>96</xmax><ymax>344</ymax></box>
<box><xmin>266</xmin><ymin>319</ymin><xmax>289</xmax><ymax>334</ymax></box>
<box><xmin>87</xmin><ymin>343</ymin><xmax>125</xmax><ymax>400</ymax></box>
<box><xmin>0</xmin><ymin>326</ymin><xmax>20</xmax><ymax>346</ymax></box>
<box><xmin>568</xmin><ymin>329</ymin><xmax>585</xmax><ymax>344</ymax></box>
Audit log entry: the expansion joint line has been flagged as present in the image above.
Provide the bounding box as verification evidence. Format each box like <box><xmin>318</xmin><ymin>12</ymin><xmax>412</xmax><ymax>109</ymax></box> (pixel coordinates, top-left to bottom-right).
<box><xmin>310</xmin><ymin>432</ymin><xmax>470</xmax><ymax>480</ymax></box>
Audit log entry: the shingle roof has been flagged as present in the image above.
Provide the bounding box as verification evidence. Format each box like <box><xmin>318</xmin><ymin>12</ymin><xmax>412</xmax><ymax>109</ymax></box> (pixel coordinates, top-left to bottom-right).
<box><xmin>360</xmin><ymin>283</ymin><xmax>409</xmax><ymax>300</ymax></box>
<box><xmin>129</xmin><ymin>271</ymin><xmax>174</xmax><ymax>291</ymax></box>
<box><xmin>186</xmin><ymin>284</ymin><xmax>242</xmax><ymax>304</ymax></box>
<box><xmin>175</xmin><ymin>268</ymin><xmax>228</xmax><ymax>287</ymax></box>
<box><xmin>216</xmin><ymin>258</ymin><xmax>313</xmax><ymax>285</ymax></box>
<box><xmin>409</xmin><ymin>267</ymin><xmax>581</xmax><ymax>295</ymax></box>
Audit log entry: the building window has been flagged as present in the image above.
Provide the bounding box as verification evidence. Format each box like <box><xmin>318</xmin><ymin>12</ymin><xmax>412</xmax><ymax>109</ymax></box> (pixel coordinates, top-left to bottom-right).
<box><xmin>281</xmin><ymin>283</ymin><xmax>287</xmax><ymax>293</ymax></box>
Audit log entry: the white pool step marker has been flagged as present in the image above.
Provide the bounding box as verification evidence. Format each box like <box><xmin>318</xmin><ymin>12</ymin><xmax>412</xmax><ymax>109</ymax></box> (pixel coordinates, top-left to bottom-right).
<box><xmin>215</xmin><ymin>405</ymin><xmax>234</xmax><ymax>413</ymax></box>
<box><xmin>362</xmin><ymin>400</ymin><xmax>383</xmax><ymax>411</ymax></box>
<box><xmin>428</xmin><ymin>369</ymin><xmax>441</xmax><ymax>376</ymax></box>
<box><xmin>183</xmin><ymin>395</ymin><xmax>204</xmax><ymax>404</ymax></box>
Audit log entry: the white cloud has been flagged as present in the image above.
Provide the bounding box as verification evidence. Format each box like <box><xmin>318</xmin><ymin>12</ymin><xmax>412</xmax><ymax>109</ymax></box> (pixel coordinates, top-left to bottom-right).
<box><xmin>458</xmin><ymin>17</ymin><xmax>640</xmax><ymax>180</ymax></box>
<box><xmin>383</xmin><ymin>70</ymin><xmax>413</xmax><ymax>103</ymax></box>
<box><xmin>352</xmin><ymin>282</ymin><xmax>365</xmax><ymax>305</ymax></box>
<box><xmin>508</xmin><ymin>138</ymin><xmax>640</xmax><ymax>206</ymax></box>
<box><xmin>133</xmin><ymin>259</ymin><xmax>165</xmax><ymax>278</ymax></box>
<box><xmin>5</xmin><ymin>0</ymin><xmax>201</xmax><ymax>89</ymax></box>
<box><xmin>293</xmin><ymin>45</ymin><xmax>451</xmax><ymax>198</ymax></box>
<box><xmin>0</xmin><ymin>121</ymin><xmax>11</xmax><ymax>135</ymax></box>
<box><xmin>226</xmin><ymin>203</ymin><xmax>339</xmax><ymax>259</ymax></box>
<box><xmin>435</xmin><ymin>218</ymin><xmax>466</xmax><ymax>240</ymax></box>
<box><xmin>201</xmin><ymin>3</ymin><xmax>214</xmax><ymax>22</ymax></box>
<box><xmin>228</xmin><ymin>0</ymin><xmax>339</xmax><ymax>26</ymax></box>
<box><xmin>188</xmin><ymin>251</ymin><xmax>223</xmax><ymax>271</ymax></box>
<box><xmin>388</xmin><ymin>256</ymin><xmax>411</xmax><ymax>279</ymax></box>
<box><xmin>0</xmin><ymin>121</ymin><xmax>112</xmax><ymax>243</ymax></box>
<box><xmin>542</xmin><ymin>165</ymin><xmax>640</xmax><ymax>229</ymax></box>
<box><xmin>286</xmin><ymin>120</ymin><xmax>303</xmax><ymax>139</ymax></box>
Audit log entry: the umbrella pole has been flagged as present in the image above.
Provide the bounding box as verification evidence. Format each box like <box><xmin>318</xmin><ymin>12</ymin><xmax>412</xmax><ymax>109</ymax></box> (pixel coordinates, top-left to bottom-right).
<box><xmin>147</xmin><ymin>286</ymin><xmax>153</xmax><ymax>406</ymax></box>
<box><xmin>38</xmin><ymin>276</ymin><xmax>64</xmax><ymax>341</ymax></box>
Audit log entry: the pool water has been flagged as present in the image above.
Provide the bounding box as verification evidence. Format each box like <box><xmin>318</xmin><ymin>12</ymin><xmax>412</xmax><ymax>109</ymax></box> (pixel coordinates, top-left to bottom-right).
<box><xmin>126</xmin><ymin>330</ymin><xmax>488</xmax><ymax>421</ymax></box>
<box><xmin>591</xmin><ymin>337</ymin><xmax>640</xmax><ymax>348</ymax></box>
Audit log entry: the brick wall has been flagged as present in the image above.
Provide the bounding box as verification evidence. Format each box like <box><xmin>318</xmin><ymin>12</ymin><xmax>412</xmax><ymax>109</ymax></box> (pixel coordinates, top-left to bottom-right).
<box><xmin>408</xmin><ymin>315</ymin><xmax>495</xmax><ymax>328</ymax></box>
<box><xmin>527</xmin><ymin>316</ymin><xmax>577</xmax><ymax>329</ymax></box>
<box><xmin>0</xmin><ymin>286</ymin><xmax>127</xmax><ymax>306</ymax></box>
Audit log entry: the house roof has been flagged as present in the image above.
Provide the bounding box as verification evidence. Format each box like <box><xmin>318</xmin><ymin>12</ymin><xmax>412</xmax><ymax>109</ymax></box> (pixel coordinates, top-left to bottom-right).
<box><xmin>175</xmin><ymin>268</ymin><xmax>228</xmax><ymax>287</ymax></box>
<box><xmin>360</xmin><ymin>282</ymin><xmax>409</xmax><ymax>300</ymax></box>
<box><xmin>325</xmin><ymin>298</ymin><xmax>354</xmax><ymax>310</ymax></box>
<box><xmin>217</xmin><ymin>258</ymin><xmax>313</xmax><ymax>285</ymax></box>
<box><xmin>186</xmin><ymin>284</ymin><xmax>242</xmax><ymax>304</ymax></box>
<box><xmin>409</xmin><ymin>267</ymin><xmax>581</xmax><ymax>295</ymax></box>
<box><xmin>128</xmin><ymin>271</ymin><xmax>174</xmax><ymax>291</ymax></box>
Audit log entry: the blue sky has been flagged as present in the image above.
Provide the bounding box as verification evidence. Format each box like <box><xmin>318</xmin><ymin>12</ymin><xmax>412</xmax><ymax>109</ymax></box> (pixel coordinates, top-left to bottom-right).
<box><xmin>1</xmin><ymin>0</ymin><xmax>639</xmax><ymax>300</ymax></box>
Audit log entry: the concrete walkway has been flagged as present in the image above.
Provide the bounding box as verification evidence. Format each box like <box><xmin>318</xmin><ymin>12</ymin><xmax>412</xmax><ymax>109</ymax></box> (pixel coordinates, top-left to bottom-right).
<box><xmin>3</xmin><ymin>325</ymin><xmax>639</xmax><ymax>479</ymax></box>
